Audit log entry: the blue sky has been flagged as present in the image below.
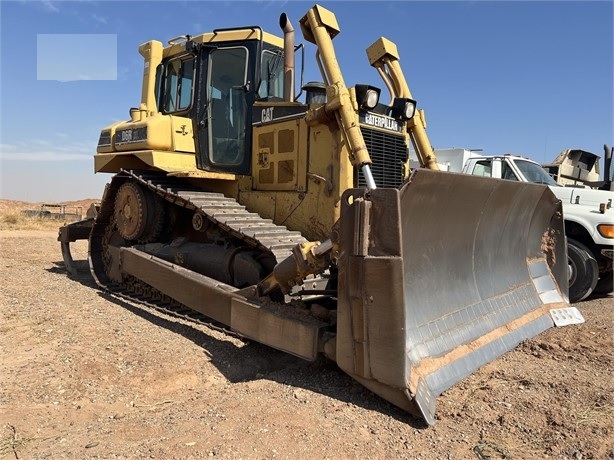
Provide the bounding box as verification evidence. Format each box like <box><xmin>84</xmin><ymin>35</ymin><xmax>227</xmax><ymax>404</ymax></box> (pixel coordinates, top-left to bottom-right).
<box><xmin>1</xmin><ymin>0</ymin><xmax>612</xmax><ymax>202</ymax></box>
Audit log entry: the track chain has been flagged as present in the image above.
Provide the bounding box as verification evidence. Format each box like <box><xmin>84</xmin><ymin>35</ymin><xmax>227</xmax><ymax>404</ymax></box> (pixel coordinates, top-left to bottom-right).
<box><xmin>89</xmin><ymin>169</ymin><xmax>308</xmax><ymax>332</ymax></box>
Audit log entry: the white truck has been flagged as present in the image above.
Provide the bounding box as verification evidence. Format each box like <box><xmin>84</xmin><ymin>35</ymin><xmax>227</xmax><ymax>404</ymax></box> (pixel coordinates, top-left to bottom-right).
<box><xmin>430</xmin><ymin>148</ymin><xmax>614</xmax><ymax>303</ymax></box>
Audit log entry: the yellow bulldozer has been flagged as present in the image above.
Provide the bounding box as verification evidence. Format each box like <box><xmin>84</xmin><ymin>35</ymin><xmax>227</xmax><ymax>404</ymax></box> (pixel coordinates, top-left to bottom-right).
<box><xmin>59</xmin><ymin>4</ymin><xmax>581</xmax><ymax>425</ymax></box>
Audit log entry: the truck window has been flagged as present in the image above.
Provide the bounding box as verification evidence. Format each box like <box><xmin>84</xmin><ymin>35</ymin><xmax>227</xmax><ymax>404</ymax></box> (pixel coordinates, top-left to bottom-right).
<box><xmin>471</xmin><ymin>160</ymin><xmax>492</xmax><ymax>177</ymax></box>
<box><xmin>502</xmin><ymin>162</ymin><xmax>519</xmax><ymax>181</ymax></box>
<box><xmin>515</xmin><ymin>159</ymin><xmax>558</xmax><ymax>185</ymax></box>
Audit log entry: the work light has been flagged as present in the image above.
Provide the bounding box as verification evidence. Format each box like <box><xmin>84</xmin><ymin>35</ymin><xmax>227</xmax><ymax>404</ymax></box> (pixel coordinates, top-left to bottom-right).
<box><xmin>390</xmin><ymin>97</ymin><xmax>417</xmax><ymax>120</ymax></box>
<box><xmin>355</xmin><ymin>84</ymin><xmax>381</xmax><ymax>110</ymax></box>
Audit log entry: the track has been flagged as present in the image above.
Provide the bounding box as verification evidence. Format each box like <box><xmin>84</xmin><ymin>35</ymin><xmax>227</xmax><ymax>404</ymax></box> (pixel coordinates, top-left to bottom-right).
<box><xmin>87</xmin><ymin>169</ymin><xmax>309</xmax><ymax>332</ymax></box>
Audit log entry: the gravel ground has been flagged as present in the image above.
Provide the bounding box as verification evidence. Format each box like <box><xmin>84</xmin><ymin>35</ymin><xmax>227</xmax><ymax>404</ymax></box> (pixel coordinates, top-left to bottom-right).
<box><xmin>1</xmin><ymin>230</ymin><xmax>612</xmax><ymax>459</ymax></box>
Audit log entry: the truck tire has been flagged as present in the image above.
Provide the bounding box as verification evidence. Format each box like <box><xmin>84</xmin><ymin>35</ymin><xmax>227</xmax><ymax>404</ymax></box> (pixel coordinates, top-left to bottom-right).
<box><xmin>593</xmin><ymin>270</ymin><xmax>613</xmax><ymax>297</ymax></box>
<box><xmin>567</xmin><ymin>238</ymin><xmax>599</xmax><ymax>303</ymax></box>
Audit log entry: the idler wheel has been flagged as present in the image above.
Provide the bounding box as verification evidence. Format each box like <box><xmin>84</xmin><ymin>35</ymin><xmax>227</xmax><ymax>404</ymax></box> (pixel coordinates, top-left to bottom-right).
<box><xmin>192</xmin><ymin>212</ymin><xmax>209</xmax><ymax>232</ymax></box>
<box><xmin>114</xmin><ymin>182</ymin><xmax>149</xmax><ymax>240</ymax></box>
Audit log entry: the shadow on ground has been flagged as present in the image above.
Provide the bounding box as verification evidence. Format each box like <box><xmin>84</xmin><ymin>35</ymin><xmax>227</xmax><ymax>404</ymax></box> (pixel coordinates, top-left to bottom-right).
<box><xmin>47</xmin><ymin>259</ymin><xmax>428</xmax><ymax>429</ymax></box>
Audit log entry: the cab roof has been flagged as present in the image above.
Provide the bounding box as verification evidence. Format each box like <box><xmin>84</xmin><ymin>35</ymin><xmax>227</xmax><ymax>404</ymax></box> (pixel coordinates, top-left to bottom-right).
<box><xmin>162</xmin><ymin>27</ymin><xmax>284</xmax><ymax>58</ymax></box>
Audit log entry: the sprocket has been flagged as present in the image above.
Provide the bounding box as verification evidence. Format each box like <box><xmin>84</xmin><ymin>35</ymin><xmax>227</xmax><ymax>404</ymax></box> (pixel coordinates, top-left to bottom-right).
<box><xmin>113</xmin><ymin>182</ymin><xmax>165</xmax><ymax>242</ymax></box>
<box><xmin>114</xmin><ymin>182</ymin><xmax>148</xmax><ymax>241</ymax></box>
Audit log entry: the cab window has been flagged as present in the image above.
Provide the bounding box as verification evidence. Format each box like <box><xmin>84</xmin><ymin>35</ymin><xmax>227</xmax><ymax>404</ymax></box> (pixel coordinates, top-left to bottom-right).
<box><xmin>162</xmin><ymin>55</ymin><xmax>195</xmax><ymax>113</ymax></box>
<box><xmin>502</xmin><ymin>162</ymin><xmax>519</xmax><ymax>180</ymax></box>
<box><xmin>515</xmin><ymin>159</ymin><xmax>558</xmax><ymax>185</ymax></box>
<box><xmin>208</xmin><ymin>47</ymin><xmax>248</xmax><ymax>165</ymax></box>
<box><xmin>259</xmin><ymin>49</ymin><xmax>284</xmax><ymax>100</ymax></box>
<box><xmin>471</xmin><ymin>160</ymin><xmax>492</xmax><ymax>177</ymax></box>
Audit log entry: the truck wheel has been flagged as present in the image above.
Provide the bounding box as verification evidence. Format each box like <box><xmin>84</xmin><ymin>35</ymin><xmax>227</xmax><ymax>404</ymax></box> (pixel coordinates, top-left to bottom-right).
<box><xmin>593</xmin><ymin>270</ymin><xmax>613</xmax><ymax>296</ymax></box>
<box><xmin>567</xmin><ymin>238</ymin><xmax>599</xmax><ymax>303</ymax></box>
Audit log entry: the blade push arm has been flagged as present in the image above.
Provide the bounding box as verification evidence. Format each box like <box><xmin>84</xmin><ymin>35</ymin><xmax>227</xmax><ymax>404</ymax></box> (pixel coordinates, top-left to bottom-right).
<box><xmin>299</xmin><ymin>5</ymin><xmax>377</xmax><ymax>189</ymax></box>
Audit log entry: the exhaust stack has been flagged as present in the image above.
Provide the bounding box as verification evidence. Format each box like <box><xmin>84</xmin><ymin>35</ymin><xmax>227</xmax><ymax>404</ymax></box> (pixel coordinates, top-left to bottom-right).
<box><xmin>603</xmin><ymin>144</ymin><xmax>613</xmax><ymax>191</ymax></box>
<box><xmin>280</xmin><ymin>13</ymin><xmax>295</xmax><ymax>102</ymax></box>
<box><xmin>138</xmin><ymin>40</ymin><xmax>163</xmax><ymax>117</ymax></box>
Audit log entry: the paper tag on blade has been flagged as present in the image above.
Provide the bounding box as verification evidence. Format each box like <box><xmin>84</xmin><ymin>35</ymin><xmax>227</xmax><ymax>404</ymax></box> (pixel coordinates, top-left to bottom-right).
<box><xmin>549</xmin><ymin>307</ymin><xmax>585</xmax><ymax>326</ymax></box>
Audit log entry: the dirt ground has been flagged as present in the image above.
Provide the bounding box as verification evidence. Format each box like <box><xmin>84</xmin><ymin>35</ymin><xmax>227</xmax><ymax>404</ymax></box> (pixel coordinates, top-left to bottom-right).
<box><xmin>1</xmin><ymin>230</ymin><xmax>612</xmax><ymax>460</ymax></box>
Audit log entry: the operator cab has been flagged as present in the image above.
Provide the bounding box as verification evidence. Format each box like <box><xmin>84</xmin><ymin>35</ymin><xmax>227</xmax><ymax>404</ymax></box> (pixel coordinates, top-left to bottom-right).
<box><xmin>155</xmin><ymin>29</ymin><xmax>285</xmax><ymax>176</ymax></box>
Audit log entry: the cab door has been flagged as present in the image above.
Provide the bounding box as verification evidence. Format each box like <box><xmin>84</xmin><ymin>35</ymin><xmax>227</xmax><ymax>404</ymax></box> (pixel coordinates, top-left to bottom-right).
<box><xmin>194</xmin><ymin>46</ymin><xmax>253</xmax><ymax>175</ymax></box>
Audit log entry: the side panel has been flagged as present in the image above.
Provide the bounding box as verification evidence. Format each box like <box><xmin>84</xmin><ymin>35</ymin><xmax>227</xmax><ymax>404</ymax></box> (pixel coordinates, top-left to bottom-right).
<box><xmin>252</xmin><ymin>116</ymin><xmax>308</xmax><ymax>192</ymax></box>
<box><xmin>239</xmin><ymin>116</ymin><xmax>353</xmax><ymax>242</ymax></box>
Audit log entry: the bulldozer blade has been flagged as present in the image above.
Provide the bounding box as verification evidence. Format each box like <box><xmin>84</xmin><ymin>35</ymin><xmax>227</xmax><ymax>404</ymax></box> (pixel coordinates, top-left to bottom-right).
<box><xmin>335</xmin><ymin>168</ymin><xmax>569</xmax><ymax>425</ymax></box>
